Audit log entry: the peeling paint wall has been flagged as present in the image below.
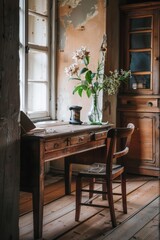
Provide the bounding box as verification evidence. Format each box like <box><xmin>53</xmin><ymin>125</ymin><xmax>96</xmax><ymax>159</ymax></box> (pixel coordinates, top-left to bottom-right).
<box><xmin>57</xmin><ymin>0</ymin><xmax>107</xmax><ymax>122</ymax></box>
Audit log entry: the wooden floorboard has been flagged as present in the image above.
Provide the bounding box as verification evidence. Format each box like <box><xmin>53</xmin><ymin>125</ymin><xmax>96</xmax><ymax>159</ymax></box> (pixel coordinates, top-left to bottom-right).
<box><xmin>55</xmin><ymin>179</ymin><xmax>159</xmax><ymax>240</ymax></box>
<box><xmin>130</xmin><ymin>214</ymin><xmax>160</xmax><ymax>240</ymax></box>
<box><xmin>101</xmin><ymin>197</ymin><xmax>159</xmax><ymax>240</ymax></box>
<box><xmin>19</xmin><ymin>174</ymin><xmax>160</xmax><ymax>240</ymax></box>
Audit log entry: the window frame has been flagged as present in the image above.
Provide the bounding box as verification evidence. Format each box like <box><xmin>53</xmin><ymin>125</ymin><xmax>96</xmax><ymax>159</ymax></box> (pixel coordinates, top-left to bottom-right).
<box><xmin>19</xmin><ymin>0</ymin><xmax>56</xmax><ymax>121</ymax></box>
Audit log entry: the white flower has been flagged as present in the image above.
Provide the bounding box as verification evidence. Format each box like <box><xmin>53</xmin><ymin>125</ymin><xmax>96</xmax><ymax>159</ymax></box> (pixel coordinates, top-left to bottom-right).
<box><xmin>72</xmin><ymin>46</ymin><xmax>90</xmax><ymax>62</ymax></box>
<box><xmin>64</xmin><ymin>63</ymin><xmax>79</xmax><ymax>77</ymax></box>
<box><xmin>120</xmin><ymin>69</ymin><xmax>125</xmax><ymax>74</ymax></box>
<box><xmin>113</xmin><ymin>69</ymin><xmax>119</xmax><ymax>78</ymax></box>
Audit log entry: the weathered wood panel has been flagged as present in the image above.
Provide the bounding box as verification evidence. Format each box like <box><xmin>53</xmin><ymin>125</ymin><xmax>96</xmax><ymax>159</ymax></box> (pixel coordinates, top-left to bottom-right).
<box><xmin>0</xmin><ymin>0</ymin><xmax>20</xmax><ymax>239</ymax></box>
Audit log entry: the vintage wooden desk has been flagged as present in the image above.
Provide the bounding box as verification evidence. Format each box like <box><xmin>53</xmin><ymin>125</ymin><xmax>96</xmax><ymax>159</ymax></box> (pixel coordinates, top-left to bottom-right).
<box><xmin>20</xmin><ymin>122</ymin><xmax>112</xmax><ymax>240</ymax></box>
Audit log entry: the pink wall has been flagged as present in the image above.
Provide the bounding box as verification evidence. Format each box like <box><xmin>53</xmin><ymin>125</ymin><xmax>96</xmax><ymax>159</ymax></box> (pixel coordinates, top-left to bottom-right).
<box><xmin>57</xmin><ymin>0</ymin><xmax>106</xmax><ymax>123</ymax></box>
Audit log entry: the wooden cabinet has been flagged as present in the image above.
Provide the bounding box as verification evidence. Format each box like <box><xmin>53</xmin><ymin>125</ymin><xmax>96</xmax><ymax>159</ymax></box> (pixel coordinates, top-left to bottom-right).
<box><xmin>118</xmin><ymin>2</ymin><xmax>160</xmax><ymax>176</ymax></box>
<box><xmin>118</xmin><ymin>102</ymin><xmax>160</xmax><ymax>176</ymax></box>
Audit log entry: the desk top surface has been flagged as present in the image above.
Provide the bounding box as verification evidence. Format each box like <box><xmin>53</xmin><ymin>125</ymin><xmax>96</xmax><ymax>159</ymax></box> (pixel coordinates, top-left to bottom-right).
<box><xmin>22</xmin><ymin>122</ymin><xmax>113</xmax><ymax>139</ymax></box>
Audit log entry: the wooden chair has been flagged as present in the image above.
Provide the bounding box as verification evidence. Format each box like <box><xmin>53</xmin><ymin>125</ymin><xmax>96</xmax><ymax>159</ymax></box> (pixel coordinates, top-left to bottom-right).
<box><xmin>75</xmin><ymin>123</ymin><xmax>135</xmax><ymax>227</ymax></box>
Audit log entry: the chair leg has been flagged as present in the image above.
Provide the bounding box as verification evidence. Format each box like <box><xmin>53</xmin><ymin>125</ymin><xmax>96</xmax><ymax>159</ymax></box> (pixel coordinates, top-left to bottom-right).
<box><xmin>89</xmin><ymin>178</ymin><xmax>107</xmax><ymax>200</ymax></box>
<box><xmin>106</xmin><ymin>179</ymin><xmax>117</xmax><ymax>228</ymax></box>
<box><xmin>121</xmin><ymin>173</ymin><xmax>127</xmax><ymax>213</ymax></box>
<box><xmin>64</xmin><ymin>159</ymin><xmax>72</xmax><ymax>195</ymax></box>
<box><xmin>75</xmin><ymin>175</ymin><xmax>82</xmax><ymax>221</ymax></box>
<box><xmin>89</xmin><ymin>178</ymin><xmax>94</xmax><ymax>199</ymax></box>
<box><xmin>102</xmin><ymin>182</ymin><xmax>107</xmax><ymax>200</ymax></box>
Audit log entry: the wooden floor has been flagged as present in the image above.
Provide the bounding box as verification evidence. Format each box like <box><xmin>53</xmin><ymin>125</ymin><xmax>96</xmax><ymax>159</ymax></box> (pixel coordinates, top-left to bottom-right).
<box><xmin>19</xmin><ymin>173</ymin><xmax>160</xmax><ymax>240</ymax></box>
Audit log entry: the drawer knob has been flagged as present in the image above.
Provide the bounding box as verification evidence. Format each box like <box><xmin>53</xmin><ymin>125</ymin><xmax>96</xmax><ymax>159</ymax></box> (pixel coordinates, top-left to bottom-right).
<box><xmin>79</xmin><ymin>137</ymin><xmax>84</xmax><ymax>142</ymax></box>
<box><xmin>147</xmin><ymin>102</ymin><xmax>153</xmax><ymax>107</ymax></box>
<box><xmin>53</xmin><ymin>143</ymin><xmax>59</xmax><ymax>149</ymax></box>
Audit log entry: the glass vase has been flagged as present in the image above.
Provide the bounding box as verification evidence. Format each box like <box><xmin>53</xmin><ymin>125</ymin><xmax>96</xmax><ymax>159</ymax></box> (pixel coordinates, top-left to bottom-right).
<box><xmin>88</xmin><ymin>93</ymin><xmax>102</xmax><ymax>125</ymax></box>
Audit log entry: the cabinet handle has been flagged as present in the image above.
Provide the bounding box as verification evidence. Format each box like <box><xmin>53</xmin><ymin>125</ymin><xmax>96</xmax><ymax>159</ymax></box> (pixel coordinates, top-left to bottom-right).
<box><xmin>154</xmin><ymin>57</ymin><xmax>159</xmax><ymax>61</ymax></box>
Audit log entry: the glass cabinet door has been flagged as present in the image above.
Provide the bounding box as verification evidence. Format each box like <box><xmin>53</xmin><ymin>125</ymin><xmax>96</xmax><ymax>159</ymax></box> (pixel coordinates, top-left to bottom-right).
<box><xmin>129</xmin><ymin>16</ymin><xmax>152</xmax><ymax>91</ymax></box>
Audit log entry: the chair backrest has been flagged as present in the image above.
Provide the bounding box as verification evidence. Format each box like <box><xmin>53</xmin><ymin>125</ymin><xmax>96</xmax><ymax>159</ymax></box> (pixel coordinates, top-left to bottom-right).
<box><xmin>106</xmin><ymin>123</ymin><xmax>135</xmax><ymax>174</ymax></box>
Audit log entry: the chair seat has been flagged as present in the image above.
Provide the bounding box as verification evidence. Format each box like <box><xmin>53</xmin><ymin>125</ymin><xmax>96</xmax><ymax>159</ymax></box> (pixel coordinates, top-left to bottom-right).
<box><xmin>78</xmin><ymin>163</ymin><xmax>124</xmax><ymax>177</ymax></box>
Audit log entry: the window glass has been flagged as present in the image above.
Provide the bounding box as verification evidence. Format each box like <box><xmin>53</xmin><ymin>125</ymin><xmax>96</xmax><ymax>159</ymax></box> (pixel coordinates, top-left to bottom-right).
<box><xmin>28</xmin><ymin>0</ymin><xmax>47</xmax><ymax>15</ymax></box>
<box><xmin>28</xmin><ymin>50</ymin><xmax>48</xmax><ymax>82</ymax></box>
<box><xmin>130</xmin><ymin>33</ymin><xmax>151</xmax><ymax>49</ymax></box>
<box><xmin>130</xmin><ymin>52</ymin><xmax>151</xmax><ymax>72</ymax></box>
<box><xmin>130</xmin><ymin>75</ymin><xmax>150</xmax><ymax>89</ymax></box>
<box><xmin>28</xmin><ymin>82</ymin><xmax>48</xmax><ymax>112</ymax></box>
<box><xmin>28</xmin><ymin>13</ymin><xmax>48</xmax><ymax>46</ymax></box>
<box><xmin>130</xmin><ymin>17</ymin><xmax>152</xmax><ymax>31</ymax></box>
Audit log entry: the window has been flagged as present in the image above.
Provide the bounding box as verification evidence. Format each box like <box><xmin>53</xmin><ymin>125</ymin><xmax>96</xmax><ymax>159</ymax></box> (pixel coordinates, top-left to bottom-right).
<box><xmin>19</xmin><ymin>0</ymin><xmax>56</xmax><ymax>120</ymax></box>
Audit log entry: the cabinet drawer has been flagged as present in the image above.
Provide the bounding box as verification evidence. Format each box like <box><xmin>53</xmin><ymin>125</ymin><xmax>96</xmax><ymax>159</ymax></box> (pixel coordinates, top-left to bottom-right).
<box><xmin>120</xmin><ymin>98</ymin><xmax>159</xmax><ymax>107</ymax></box>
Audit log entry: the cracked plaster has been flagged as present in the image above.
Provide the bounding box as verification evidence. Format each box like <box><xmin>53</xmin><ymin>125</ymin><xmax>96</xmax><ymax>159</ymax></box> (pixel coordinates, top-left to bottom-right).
<box><xmin>60</xmin><ymin>0</ymin><xmax>98</xmax><ymax>28</ymax></box>
<box><xmin>59</xmin><ymin>0</ymin><xmax>82</xmax><ymax>8</ymax></box>
<box><xmin>59</xmin><ymin>0</ymin><xmax>99</xmax><ymax>50</ymax></box>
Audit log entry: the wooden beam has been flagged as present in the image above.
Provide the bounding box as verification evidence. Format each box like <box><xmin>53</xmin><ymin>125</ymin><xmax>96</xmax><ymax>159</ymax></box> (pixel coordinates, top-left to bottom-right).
<box><xmin>0</xmin><ymin>0</ymin><xmax>20</xmax><ymax>239</ymax></box>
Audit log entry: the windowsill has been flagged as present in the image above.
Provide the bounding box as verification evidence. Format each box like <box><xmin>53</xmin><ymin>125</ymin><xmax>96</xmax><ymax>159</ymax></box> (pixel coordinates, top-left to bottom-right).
<box><xmin>35</xmin><ymin>120</ymin><xmax>58</xmax><ymax>126</ymax></box>
<box><xmin>32</xmin><ymin>117</ymin><xmax>53</xmax><ymax>123</ymax></box>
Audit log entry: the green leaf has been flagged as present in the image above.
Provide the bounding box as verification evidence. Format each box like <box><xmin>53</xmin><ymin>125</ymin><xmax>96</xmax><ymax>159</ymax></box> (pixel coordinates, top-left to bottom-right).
<box><xmin>69</xmin><ymin>77</ymin><xmax>81</xmax><ymax>81</ymax></box>
<box><xmin>73</xmin><ymin>84</ymin><xmax>88</xmax><ymax>97</ymax></box>
<box><xmin>86</xmin><ymin>88</ymin><xmax>92</xmax><ymax>97</ymax></box>
<box><xmin>83</xmin><ymin>56</ymin><xmax>89</xmax><ymax>66</ymax></box>
<box><xmin>73</xmin><ymin>85</ymin><xmax>82</xmax><ymax>94</ymax></box>
<box><xmin>78</xmin><ymin>88</ymin><xmax>83</xmax><ymax>97</ymax></box>
<box><xmin>94</xmin><ymin>81</ymin><xmax>99</xmax><ymax>88</ymax></box>
<box><xmin>91</xmin><ymin>73</ymin><xmax>96</xmax><ymax>79</ymax></box>
<box><xmin>85</xmin><ymin>70</ymin><xmax>92</xmax><ymax>84</ymax></box>
<box><xmin>80</xmin><ymin>67</ymin><xmax>88</xmax><ymax>75</ymax></box>
<box><xmin>81</xmin><ymin>84</ymin><xmax>88</xmax><ymax>91</ymax></box>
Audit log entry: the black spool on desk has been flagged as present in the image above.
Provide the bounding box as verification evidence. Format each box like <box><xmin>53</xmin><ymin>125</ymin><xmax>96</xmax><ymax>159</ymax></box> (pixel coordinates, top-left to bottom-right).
<box><xmin>69</xmin><ymin>105</ymin><xmax>82</xmax><ymax>125</ymax></box>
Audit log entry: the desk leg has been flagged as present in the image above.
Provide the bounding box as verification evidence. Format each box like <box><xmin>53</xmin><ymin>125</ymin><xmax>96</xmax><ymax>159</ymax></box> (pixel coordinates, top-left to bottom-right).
<box><xmin>32</xmin><ymin>187</ymin><xmax>44</xmax><ymax>240</ymax></box>
<box><xmin>65</xmin><ymin>158</ymin><xmax>72</xmax><ymax>195</ymax></box>
<box><xmin>31</xmin><ymin>140</ymin><xmax>44</xmax><ymax>240</ymax></box>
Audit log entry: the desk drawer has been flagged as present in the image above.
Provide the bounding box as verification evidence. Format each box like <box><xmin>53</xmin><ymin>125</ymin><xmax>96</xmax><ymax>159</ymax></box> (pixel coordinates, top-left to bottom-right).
<box><xmin>94</xmin><ymin>131</ymin><xmax>107</xmax><ymax>140</ymax></box>
<box><xmin>70</xmin><ymin>134</ymin><xmax>90</xmax><ymax>145</ymax></box>
<box><xmin>44</xmin><ymin>134</ymin><xmax>90</xmax><ymax>152</ymax></box>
